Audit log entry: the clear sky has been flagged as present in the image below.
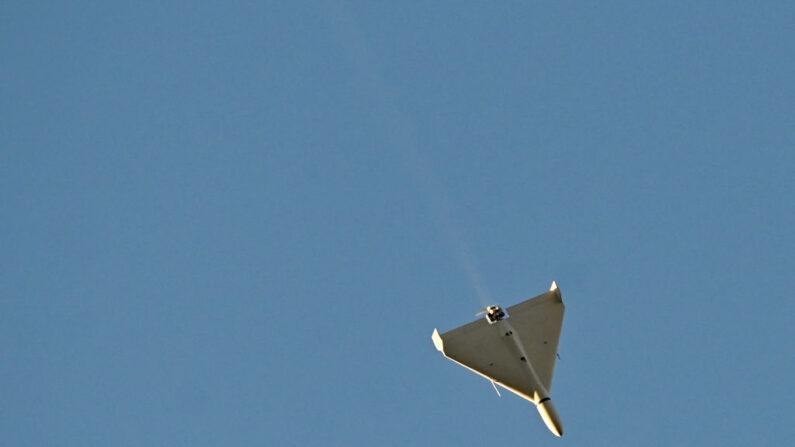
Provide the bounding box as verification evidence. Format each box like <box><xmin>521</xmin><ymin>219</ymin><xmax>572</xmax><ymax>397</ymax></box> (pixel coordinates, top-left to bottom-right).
<box><xmin>2</xmin><ymin>2</ymin><xmax>793</xmax><ymax>446</ymax></box>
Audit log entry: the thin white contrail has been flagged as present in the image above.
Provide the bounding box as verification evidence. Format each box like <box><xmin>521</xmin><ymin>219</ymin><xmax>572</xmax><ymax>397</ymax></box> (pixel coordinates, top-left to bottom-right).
<box><xmin>402</xmin><ymin>149</ymin><xmax>493</xmax><ymax>307</ymax></box>
<box><xmin>323</xmin><ymin>5</ymin><xmax>492</xmax><ymax>306</ymax></box>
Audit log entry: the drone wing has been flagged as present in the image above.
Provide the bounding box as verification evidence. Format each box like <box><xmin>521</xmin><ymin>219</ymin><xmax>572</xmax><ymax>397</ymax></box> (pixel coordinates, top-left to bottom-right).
<box><xmin>506</xmin><ymin>283</ymin><xmax>565</xmax><ymax>392</ymax></box>
<box><xmin>432</xmin><ymin>283</ymin><xmax>565</xmax><ymax>398</ymax></box>
<box><xmin>432</xmin><ymin>317</ymin><xmax>539</xmax><ymax>400</ymax></box>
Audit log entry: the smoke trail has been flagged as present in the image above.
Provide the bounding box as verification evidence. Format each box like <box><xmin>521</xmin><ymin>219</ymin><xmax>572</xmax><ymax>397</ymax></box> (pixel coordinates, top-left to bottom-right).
<box><xmin>402</xmin><ymin>149</ymin><xmax>493</xmax><ymax>306</ymax></box>
<box><xmin>322</xmin><ymin>4</ymin><xmax>492</xmax><ymax>306</ymax></box>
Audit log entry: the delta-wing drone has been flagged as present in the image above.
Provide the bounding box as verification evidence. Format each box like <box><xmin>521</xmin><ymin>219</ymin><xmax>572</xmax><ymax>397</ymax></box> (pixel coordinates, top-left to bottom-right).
<box><xmin>431</xmin><ymin>282</ymin><xmax>566</xmax><ymax>437</ymax></box>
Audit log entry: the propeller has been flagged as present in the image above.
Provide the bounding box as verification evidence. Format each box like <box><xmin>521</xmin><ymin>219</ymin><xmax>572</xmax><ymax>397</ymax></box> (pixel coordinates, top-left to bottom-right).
<box><xmin>475</xmin><ymin>305</ymin><xmax>498</xmax><ymax>317</ymax></box>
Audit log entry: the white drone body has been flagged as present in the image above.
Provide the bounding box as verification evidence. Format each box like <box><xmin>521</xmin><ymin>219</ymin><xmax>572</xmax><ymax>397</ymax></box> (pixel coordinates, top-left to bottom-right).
<box><xmin>432</xmin><ymin>282</ymin><xmax>566</xmax><ymax>437</ymax></box>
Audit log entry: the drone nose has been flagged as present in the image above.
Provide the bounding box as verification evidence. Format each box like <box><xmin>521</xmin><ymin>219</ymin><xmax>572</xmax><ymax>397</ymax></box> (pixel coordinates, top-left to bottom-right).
<box><xmin>536</xmin><ymin>398</ymin><xmax>564</xmax><ymax>437</ymax></box>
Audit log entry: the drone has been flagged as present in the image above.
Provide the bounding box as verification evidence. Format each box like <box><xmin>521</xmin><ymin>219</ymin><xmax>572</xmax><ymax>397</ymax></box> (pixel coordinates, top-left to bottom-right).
<box><xmin>431</xmin><ymin>282</ymin><xmax>566</xmax><ymax>437</ymax></box>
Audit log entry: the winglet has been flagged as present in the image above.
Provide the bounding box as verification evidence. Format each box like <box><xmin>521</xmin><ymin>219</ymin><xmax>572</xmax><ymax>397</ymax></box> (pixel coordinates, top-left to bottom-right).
<box><xmin>550</xmin><ymin>281</ymin><xmax>562</xmax><ymax>301</ymax></box>
<box><xmin>431</xmin><ymin>328</ymin><xmax>445</xmax><ymax>352</ymax></box>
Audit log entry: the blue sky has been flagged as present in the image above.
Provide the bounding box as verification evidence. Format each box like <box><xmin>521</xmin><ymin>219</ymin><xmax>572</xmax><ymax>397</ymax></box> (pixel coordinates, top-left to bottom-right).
<box><xmin>2</xmin><ymin>2</ymin><xmax>793</xmax><ymax>446</ymax></box>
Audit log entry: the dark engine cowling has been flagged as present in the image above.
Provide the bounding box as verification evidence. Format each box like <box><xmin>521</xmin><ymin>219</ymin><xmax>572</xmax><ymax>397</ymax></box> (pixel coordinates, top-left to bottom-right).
<box><xmin>485</xmin><ymin>305</ymin><xmax>506</xmax><ymax>324</ymax></box>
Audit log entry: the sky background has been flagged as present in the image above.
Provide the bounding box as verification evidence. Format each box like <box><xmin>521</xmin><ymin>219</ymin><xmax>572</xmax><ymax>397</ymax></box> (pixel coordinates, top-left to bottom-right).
<box><xmin>2</xmin><ymin>2</ymin><xmax>793</xmax><ymax>446</ymax></box>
